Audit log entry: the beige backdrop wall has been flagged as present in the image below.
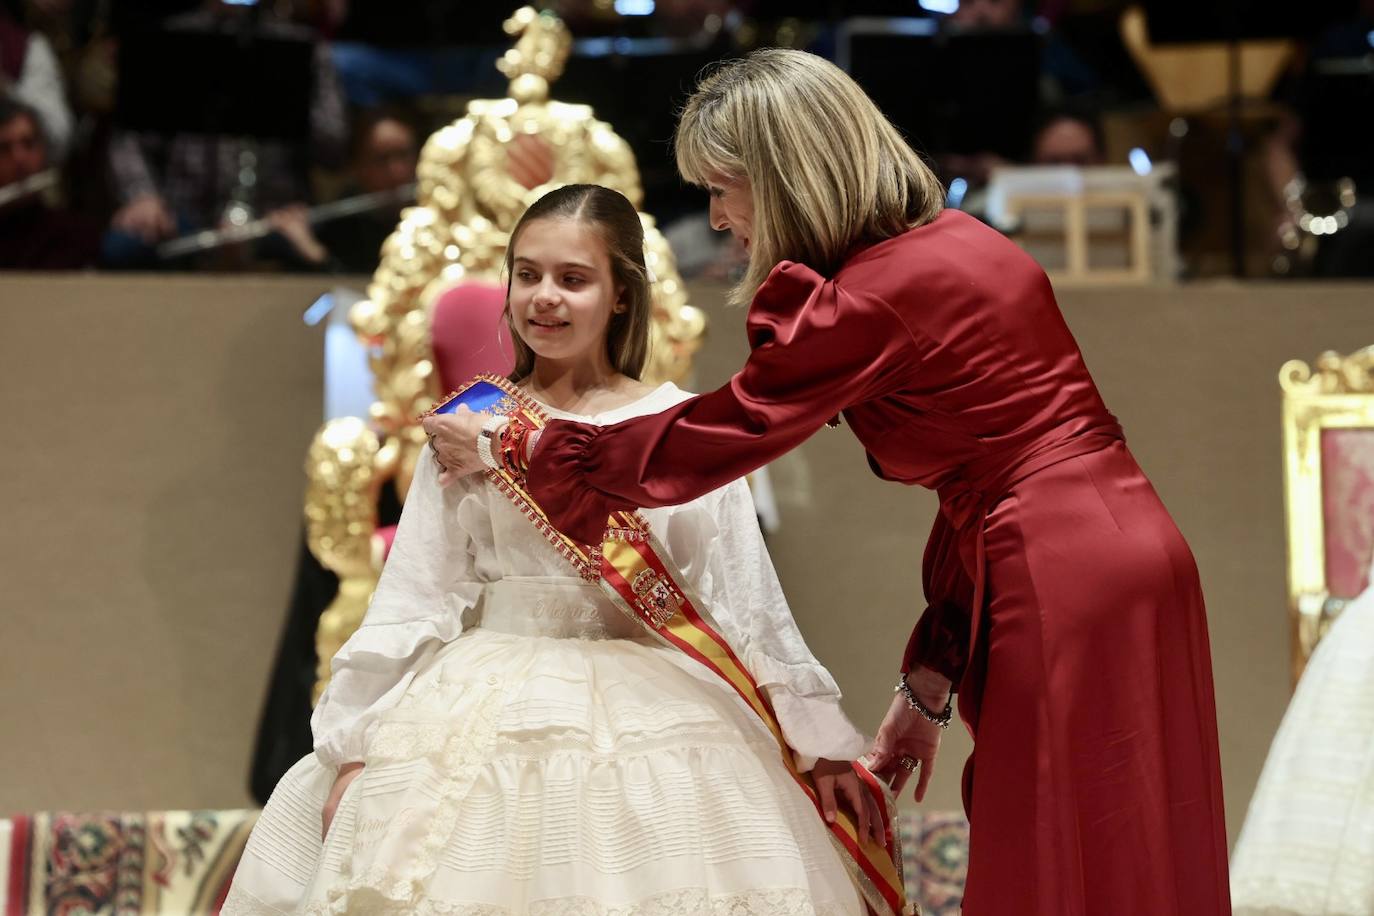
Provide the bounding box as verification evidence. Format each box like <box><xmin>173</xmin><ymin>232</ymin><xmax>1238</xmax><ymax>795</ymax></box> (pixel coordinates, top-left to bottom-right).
<box><xmin>2</xmin><ymin>273</ymin><xmax>1371</xmax><ymax>850</ymax></box>
<box><xmin>0</xmin><ymin>274</ymin><xmax>329</xmax><ymax>813</ymax></box>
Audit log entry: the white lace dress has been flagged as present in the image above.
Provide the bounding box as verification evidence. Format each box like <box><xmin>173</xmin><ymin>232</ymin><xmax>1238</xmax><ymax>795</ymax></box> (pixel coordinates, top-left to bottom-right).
<box><xmin>223</xmin><ymin>384</ymin><xmax>868</xmax><ymax>916</ymax></box>
<box><xmin>1230</xmin><ymin>565</ymin><xmax>1374</xmax><ymax>916</ymax></box>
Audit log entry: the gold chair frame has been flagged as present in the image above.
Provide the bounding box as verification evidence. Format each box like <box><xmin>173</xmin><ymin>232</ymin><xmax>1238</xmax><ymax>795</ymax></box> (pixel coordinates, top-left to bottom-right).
<box><xmin>1280</xmin><ymin>346</ymin><xmax>1374</xmax><ymax>683</ymax></box>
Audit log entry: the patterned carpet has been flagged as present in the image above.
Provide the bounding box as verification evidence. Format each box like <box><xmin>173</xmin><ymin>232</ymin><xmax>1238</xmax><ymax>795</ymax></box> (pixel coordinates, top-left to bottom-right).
<box><xmin>0</xmin><ymin>810</ymin><xmax>257</xmax><ymax>915</ymax></box>
<box><xmin>897</xmin><ymin>811</ymin><xmax>971</xmax><ymax>916</ymax></box>
<box><xmin>1</xmin><ymin>809</ymin><xmax>967</xmax><ymax>914</ymax></box>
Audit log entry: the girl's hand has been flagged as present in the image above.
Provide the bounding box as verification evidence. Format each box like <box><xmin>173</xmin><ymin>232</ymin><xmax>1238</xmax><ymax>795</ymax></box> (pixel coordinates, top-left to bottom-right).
<box><xmin>421</xmin><ymin>406</ymin><xmax>487</xmax><ymax>486</ymax></box>
<box><xmin>812</xmin><ymin>757</ymin><xmax>886</xmax><ymax>849</ymax></box>
<box><xmin>867</xmin><ymin>669</ymin><xmax>951</xmax><ymax>802</ymax></box>
<box><xmin>321</xmin><ymin>762</ymin><xmax>364</xmax><ymax>842</ymax></box>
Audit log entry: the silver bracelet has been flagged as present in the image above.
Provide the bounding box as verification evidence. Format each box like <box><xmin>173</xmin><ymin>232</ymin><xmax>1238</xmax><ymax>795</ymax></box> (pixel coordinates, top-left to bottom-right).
<box><xmin>475</xmin><ymin>414</ymin><xmax>507</xmax><ymax>470</ymax></box>
<box><xmin>894</xmin><ymin>673</ymin><xmax>953</xmax><ymax>729</ymax></box>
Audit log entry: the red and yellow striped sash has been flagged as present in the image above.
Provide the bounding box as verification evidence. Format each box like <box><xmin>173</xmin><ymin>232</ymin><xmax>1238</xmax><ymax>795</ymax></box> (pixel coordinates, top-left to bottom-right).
<box><xmin>427</xmin><ymin>375</ymin><xmax>912</xmax><ymax>916</ymax></box>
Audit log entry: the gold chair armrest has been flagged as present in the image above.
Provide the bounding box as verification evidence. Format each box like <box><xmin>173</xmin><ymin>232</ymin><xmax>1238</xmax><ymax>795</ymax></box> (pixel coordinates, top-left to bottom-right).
<box><xmin>304</xmin><ymin>417</ymin><xmax>396</xmax><ymax>703</ymax></box>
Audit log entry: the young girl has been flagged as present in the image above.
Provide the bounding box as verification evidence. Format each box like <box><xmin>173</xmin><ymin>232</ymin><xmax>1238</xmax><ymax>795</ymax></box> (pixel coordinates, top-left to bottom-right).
<box><xmin>222</xmin><ymin>184</ymin><xmax>876</xmax><ymax>915</ymax></box>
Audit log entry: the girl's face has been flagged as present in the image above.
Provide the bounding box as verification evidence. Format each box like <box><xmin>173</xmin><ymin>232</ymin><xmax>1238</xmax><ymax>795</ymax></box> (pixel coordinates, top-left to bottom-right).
<box><xmin>509</xmin><ymin>217</ymin><xmax>623</xmax><ymax>370</ymax></box>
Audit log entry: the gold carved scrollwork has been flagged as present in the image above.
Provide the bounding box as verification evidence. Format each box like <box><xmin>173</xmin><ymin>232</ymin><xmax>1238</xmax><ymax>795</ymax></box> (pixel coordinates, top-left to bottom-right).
<box><xmin>305</xmin><ymin>418</ymin><xmax>394</xmax><ymax>703</ymax></box>
<box><xmin>643</xmin><ymin>214</ymin><xmax>707</xmax><ymax>385</ymax></box>
<box><xmin>304</xmin><ymin>6</ymin><xmax>706</xmax><ymax>699</ymax></box>
<box><xmin>1279</xmin><ymin>346</ymin><xmax>1374</xmax><ymax>685</ymax></box>
<box><xmin>1280</xmin><ymin>346</ymin><xmax>1374</xmax><ymax>396</ymax></box>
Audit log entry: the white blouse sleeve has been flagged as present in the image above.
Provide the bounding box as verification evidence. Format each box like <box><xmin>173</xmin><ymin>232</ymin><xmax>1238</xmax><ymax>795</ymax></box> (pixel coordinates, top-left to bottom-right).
<box><xmin>15</xmin><ymin>35</ymin><xmax>72</xmax><ymax>160</ymax></box>
<box><xmin>662</xmin><ymin>479</ymin><xmax>868</xmax><ymax>770</ymax></box>
<box><xmin>311</xmin><ymin>449</ymin><xmax>485</xmax><ymax>767</ymax></box>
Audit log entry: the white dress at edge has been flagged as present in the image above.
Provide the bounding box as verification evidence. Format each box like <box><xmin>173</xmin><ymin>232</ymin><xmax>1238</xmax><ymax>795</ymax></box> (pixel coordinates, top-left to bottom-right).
<box><xmin>1230</xmin><ymin>563</ymin><xmax>1374</xmax><ymax>916</ymax></box>
<box><xmin>223</xmin><ymin>383</ymin><xmax>869</xmax><ymax>916</ymax></box>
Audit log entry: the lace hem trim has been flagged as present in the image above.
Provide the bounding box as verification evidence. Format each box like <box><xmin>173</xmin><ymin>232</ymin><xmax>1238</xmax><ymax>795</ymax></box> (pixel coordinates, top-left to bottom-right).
<box><xmin>302</xmin><ymin>885</ymin><xmax>856</xmax><ymax>915</ymax></box>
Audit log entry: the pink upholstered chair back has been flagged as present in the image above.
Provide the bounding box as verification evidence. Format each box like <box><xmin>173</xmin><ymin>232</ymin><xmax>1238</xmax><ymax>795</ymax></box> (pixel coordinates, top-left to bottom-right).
<box><xmin>429</xmin><ymin>281</ymin><xmax>516</xmax><ymax>393</ymax></box>
<box><xmin>1322</xmin><ymin>429</ymin><xmax>1374</xmax><ymax>599</ymax></box>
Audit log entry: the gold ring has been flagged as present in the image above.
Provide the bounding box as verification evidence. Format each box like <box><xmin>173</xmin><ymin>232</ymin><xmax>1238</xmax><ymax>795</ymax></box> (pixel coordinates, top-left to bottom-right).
<box><xmin>898</xmin><ymin>755</ymin><xmax>919</xmax><ymax>772</ymax></box>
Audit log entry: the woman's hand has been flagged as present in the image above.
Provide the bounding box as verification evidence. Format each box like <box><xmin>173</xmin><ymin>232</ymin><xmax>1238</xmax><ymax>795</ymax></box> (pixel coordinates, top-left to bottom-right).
<box><xmin>867</xmin><ymin>669</ymin><xmax>952</xmax><ymax>802</ymax></box>
<box><xmin>812</xmin><ymin>757</ymin><xmax>886</xmax><ymax>848</ymax></box>
<box><xmin>321</xmin><ymin>762</ymin><xmax>364</xmax><ymax>842</ymax></box>
<box><xmin>421</xmin><ymin>406</ymin><xmax>488</xmax><ymax>486</ymax></box>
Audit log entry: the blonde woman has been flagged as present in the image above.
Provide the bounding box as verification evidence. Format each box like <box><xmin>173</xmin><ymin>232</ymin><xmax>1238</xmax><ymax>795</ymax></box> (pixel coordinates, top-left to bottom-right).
<box><xmin>427</xmin><ymin>51</ymin><xmax>1231</xmax><ymax>915</ymax></box>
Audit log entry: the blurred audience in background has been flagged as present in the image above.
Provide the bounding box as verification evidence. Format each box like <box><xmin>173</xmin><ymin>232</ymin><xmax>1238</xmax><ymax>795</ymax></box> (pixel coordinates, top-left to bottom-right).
<box><xmin>102</xmin><ymin>0</ymin><xmax>347</xmax><ymax>269</ymax></box>
<box><xmin>0</xmin><ymin>93</ymin><xmax>98</xmax><ymax>268</ymax></box>
<box><xmin>265</xmin><ymin>107</ymin><xmax>419</xmax><ymax>274</ymax></box>
<box><xmin>0</xmin><ymin>5</ymin><xmax>71</xmax><ymax>159</ymax></box>
<box><xmin>0</xmin><ymin>0</ymin><xmax>1367</xmax><ymax>278</ymax></box>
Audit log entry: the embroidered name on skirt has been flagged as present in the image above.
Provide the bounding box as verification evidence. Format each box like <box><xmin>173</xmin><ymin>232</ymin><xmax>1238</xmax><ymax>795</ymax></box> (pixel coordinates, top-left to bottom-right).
<box><xmin>426</xmin><ymin>374</ymin><xmax>913</xmax><ymax>916</ymax></box>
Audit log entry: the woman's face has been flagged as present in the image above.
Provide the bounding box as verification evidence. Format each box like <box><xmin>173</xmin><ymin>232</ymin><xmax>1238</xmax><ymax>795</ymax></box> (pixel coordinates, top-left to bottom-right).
<box><xmin>705</xmin><ymin>172</ymin><xmax>755</xmax><ymax>253</ymax></box>
<box><xmin>509</xmin><ymin>217</ymin><xmax>623</xmax><ymax>370</ymax></box>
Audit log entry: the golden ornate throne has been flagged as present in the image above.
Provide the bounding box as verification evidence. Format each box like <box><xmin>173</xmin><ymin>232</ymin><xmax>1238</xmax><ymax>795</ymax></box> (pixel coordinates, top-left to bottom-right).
<box><xmin>1280</xmin><ymin>346</ymin><xmax>1374</xmax><ymax>684</ymax></box>
<box><xmin>304</xmin><ymin>6</ymin><xmax>705</xmax><ymax>700</ymax></box>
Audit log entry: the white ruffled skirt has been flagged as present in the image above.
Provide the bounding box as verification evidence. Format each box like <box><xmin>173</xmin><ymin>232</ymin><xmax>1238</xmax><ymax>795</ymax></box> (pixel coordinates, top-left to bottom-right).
<box><xmin>1230</xmin><ymin>587</ymin><xmax>1374</xmax><ymax>916</ymax></box>
<box><xmin>223</xmin><ymin>579</ymin><xmax>864</xmax><ymax>915</ymax></box>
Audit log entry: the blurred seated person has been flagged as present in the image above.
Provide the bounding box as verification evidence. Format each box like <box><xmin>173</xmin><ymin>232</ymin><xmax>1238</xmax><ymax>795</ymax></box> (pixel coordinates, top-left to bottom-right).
<box><xmin>0</xmin><ymin>6</ymin><xmax>71</xmax><ymax>159</ymax></box>
<box><xmin>102</xmin><ymin>0</ymin><xmax>346</xmax><ymax>269</ymax></box>
<box><xmin>1030</xmin><ymin>106</ymin><xmax>1105</xmax><ymax>167</ymax></box>
<box><xmin>0</xmin><ymin>94</ymin><xmax>98</xmax><ymax>269</ymax></box>
<box><xmin>265</xmin><ymin>108</ymin><xmax>419</xmax><ymax>274</ymax></box>
<box><xmin>943</xmin><ymin>106</ymin><xmax>1106</xmax><ymax>191</ymax></box>
<box><xmin>949</xmin><ymin>0</ymin><xmax>1020</xmax><ymax>28</ymax></box>
<box><xmin>943</xmin><ymin>104</ymin><xmax>1107</xmax><ymax>222</ymax></box>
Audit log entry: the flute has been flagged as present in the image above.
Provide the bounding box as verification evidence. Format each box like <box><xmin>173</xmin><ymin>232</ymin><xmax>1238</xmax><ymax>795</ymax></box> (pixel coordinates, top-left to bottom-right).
<box><xmin>0</xmin><ymin>169</ymin><xmax>58</xmax><ymax>209</ymax></box>
<box><xmin>156</xmin><ymin>182</ymin><xmax>416</xmax><ymax>259</ymax></box>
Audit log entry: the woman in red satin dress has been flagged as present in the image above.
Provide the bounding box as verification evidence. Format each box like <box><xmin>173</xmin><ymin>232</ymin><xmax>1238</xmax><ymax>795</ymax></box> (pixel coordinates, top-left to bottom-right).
<box><xmin>427</xmin><ymin>49</ymin><xmax>1230</xmax><ymax>916</ymax></box>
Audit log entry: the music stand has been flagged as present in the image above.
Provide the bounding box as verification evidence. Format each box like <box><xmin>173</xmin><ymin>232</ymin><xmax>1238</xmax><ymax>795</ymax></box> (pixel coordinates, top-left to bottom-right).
<box><xmin>554</xmin><ymin>36</ymin><xmax>726</xmax><ymax>219</ymax></box>
<box><xmin>115</xmin><ymin>14</ymin><xmax>314</xmax><ymax>142</ymax></box>
<box><xmin>837</xmin><ymin>18</ymin><xmax>1042</xmax><ymax>165</ymax></box>
<box><xmin>1299</xmin><ymin>58</ymin><xmax>1374</xmax><ymax>185</ymax></box>
<box><xmin>1141</xmin><ymin>0</ymin><xmax>1348</xmax><ymax>276</ymax></box>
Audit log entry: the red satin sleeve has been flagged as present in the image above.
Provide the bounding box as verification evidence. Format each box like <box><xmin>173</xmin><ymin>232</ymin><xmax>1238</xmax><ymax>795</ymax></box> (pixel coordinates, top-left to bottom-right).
<box><xmin>901</xmin><ymin>511</ymin><xmax>974</xmax><ymax>684</ymax></box>
<box><xmin>528</xmin><ymin>260</ymin><xmax>921</xmax><ymax>545</ymax></box>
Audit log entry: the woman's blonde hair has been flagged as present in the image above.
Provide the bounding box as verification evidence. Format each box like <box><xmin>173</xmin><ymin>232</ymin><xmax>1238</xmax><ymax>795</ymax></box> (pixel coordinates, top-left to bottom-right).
<box><xmin>503</xmin><ymin>184</ymin><xmax>652</xmax><ymax>381</ymax></box>
<box><xmin>675</xmin><ymin>48</ymin><xmax>944</xmax><ymax>304</ymax></box>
